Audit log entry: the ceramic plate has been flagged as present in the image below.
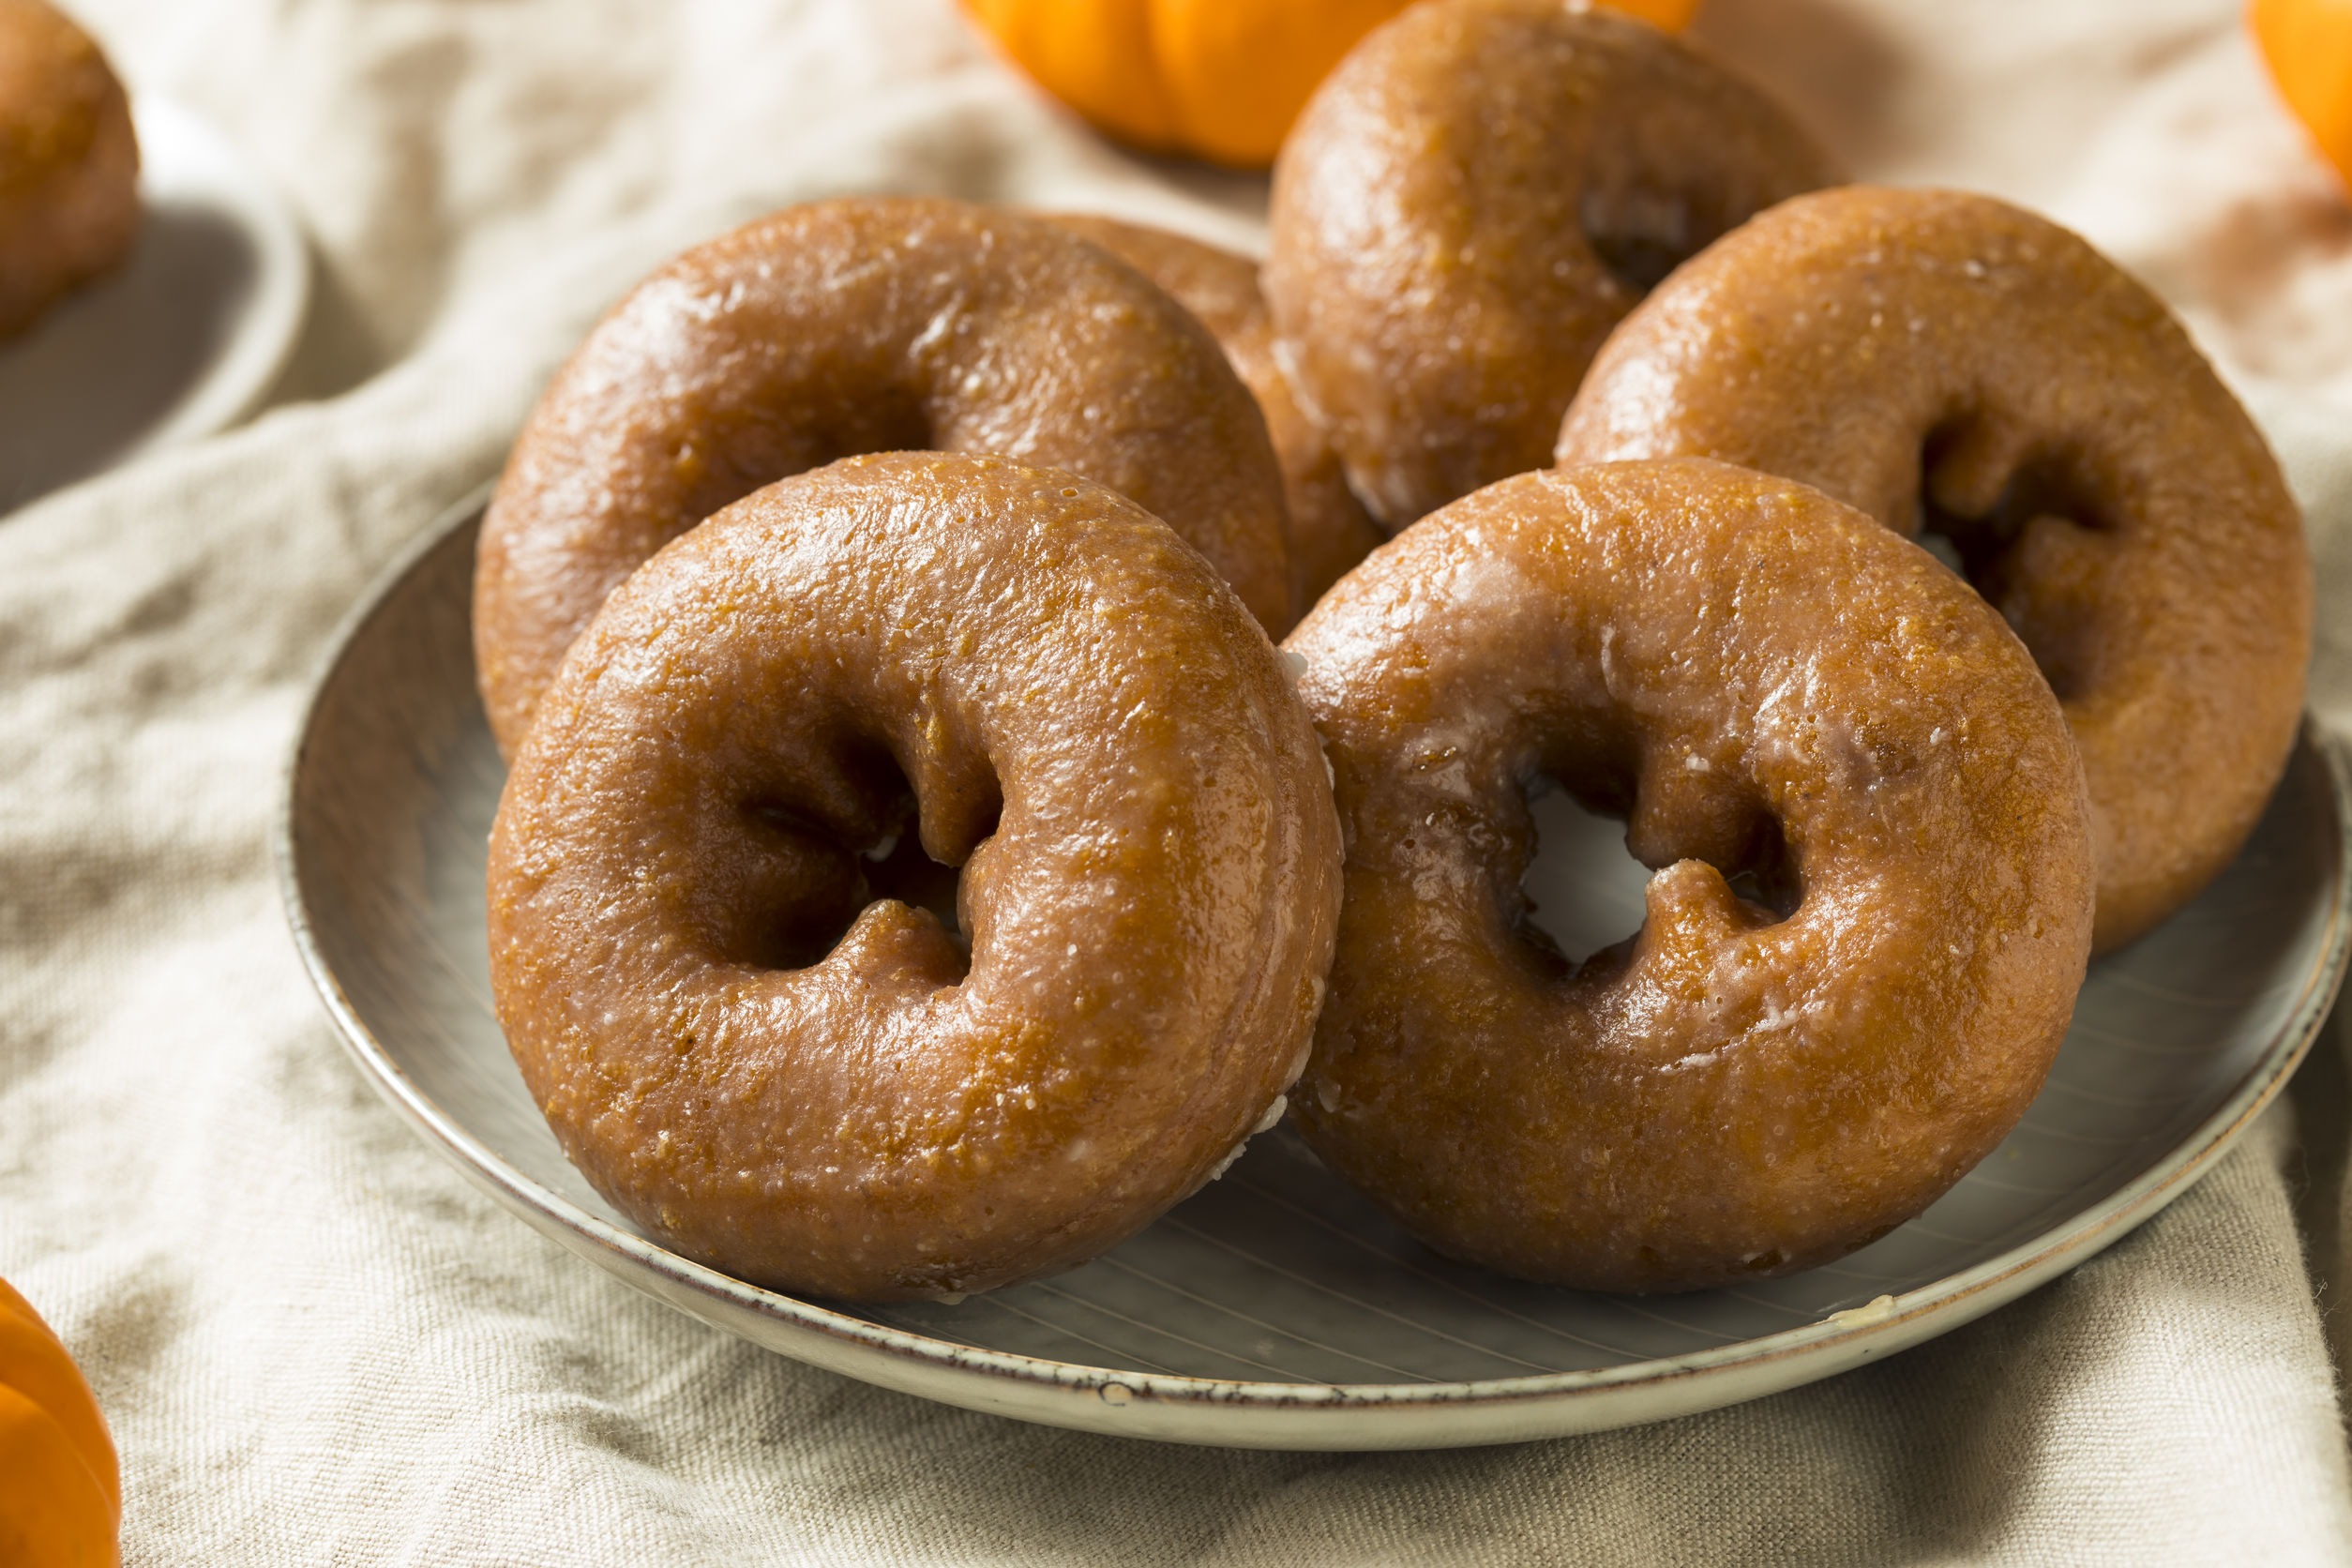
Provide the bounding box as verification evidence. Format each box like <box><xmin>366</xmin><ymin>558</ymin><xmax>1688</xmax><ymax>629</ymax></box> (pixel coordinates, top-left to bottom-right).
<box><xmin>0</xmin><ymin>97</ymin><xmax>309</xmax><ymax>511</ymax></box>
<box><xmin>279</xmin><ymin>495</ymin><xmax>2352</xmax><ymax>1450</ymax></box>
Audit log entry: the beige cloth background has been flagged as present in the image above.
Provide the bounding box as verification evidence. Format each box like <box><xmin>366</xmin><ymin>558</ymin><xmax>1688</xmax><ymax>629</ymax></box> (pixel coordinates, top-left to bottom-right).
<box><xmin>4</xmin><ymin>0</ymin><xmax>2352</xmax><ymax>1560</ymax></box>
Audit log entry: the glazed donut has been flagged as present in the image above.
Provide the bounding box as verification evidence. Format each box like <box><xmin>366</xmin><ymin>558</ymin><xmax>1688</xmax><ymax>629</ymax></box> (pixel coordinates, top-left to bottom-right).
<box><xmin>1557</xmin><ymin>187</ymin><xmax>2313</xmax><ymax>952</ymax></box>
<box><xmin>0</xmin><ymin>0</ymin><xmax>139</xmax><ymax>340</ymax></box>
<box><xmin>1285</xmin><ymin>459</ymin><xmax>2094</xmax><ymax>1291</ymax></box>
<box><xmin>1264</xmin><ymin>0</ymin><xmax>1836</xmax><ymax>532</ymax></box>
<box><xmin>1044</xmin><ymin>213</ymin><xmax>1384</xmax><ymax>611</ymax></box>
<box><xmin>488</xmin><ymin>452</ymin><xmax>1343</xmax><ymax>1302</ymax></box>
<box><xmin>475</xmin><ymin>196</ymin><xmax>1295</xmax><ymax>754</ymax></box>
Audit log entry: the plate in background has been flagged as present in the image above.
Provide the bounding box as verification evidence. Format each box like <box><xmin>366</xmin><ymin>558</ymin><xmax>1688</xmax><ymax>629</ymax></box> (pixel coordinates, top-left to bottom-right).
<box><xmin>0</xmin><ymin>97</ymin><xmax>309</xmax><ymax>511</ymax></box>
<box><xmin>278</xmin><ymin>494</ymin><xmax>2352</xmax><ymax>1450</ymax></box>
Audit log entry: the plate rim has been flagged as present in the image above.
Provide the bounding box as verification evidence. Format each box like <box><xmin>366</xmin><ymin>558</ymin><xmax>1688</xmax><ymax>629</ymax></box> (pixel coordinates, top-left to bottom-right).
<box><xmin>124</xmin><ymin>95</ymin><xmax>311</xmax><ymax>458</ymax></box>
<box><xmin>276</xmin><ymin>489</ymin><xmax>2352</xmax><ymax>1445</ymax></box>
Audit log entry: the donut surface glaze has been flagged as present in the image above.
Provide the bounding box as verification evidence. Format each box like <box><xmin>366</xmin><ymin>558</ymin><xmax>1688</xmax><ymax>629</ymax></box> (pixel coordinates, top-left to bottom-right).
<box><xmin>488</xmin><ymin>453</ymin><xmax>1343</xmax><ymax>1302</ymax></box>
<box><xmin>1263</xmin><ymin>0</ymin><xmax>1836</xmax><ymax>532</ymax></box>
<box><xmin>0</xmin><ymin>0</ymin><xmax>139</xmax><ymax>339</ymax></box>
<box><xmin>1557</xmin><ymin>187</ymin><xmax>2313</xmax><ymax>951</ymax></box>
<box><xmin>1285</xmin><ymin>460</ymin><xmax>2093</xmax><ymax>1292</ymax></box>
<box><xmin>475</xmin><ymin>197</ymin><xmax>1294</xmax><ymax>754</ymax></box>
<box><xmin>1045</xmin><ymin>213</ymin><xmax>1384</xmax><ymax>611</ymax></box>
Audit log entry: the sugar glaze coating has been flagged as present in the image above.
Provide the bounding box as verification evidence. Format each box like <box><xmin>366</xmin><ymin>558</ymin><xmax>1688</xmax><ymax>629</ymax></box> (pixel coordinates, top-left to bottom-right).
<box><xmin>1286</xmin><ymin>460</ymin><xmax>2094</xmax><ymax>1292</ymax></box>
<box><xmin>1264</xmin><ymin>0</ymin><xmax>1835</xmax><ymax>532</ymax></box>
<box><xmin>476</xmin><ymin>197</ymin><xmax>1294</xmax><ymax>753</ymax></box>
<box><xmin>488</xmin><ymin>454</ymin><xmax>1343</xmax><ymax>1302</ymax></box>
<box><xmin>1558</xmin><ymin>187</ymin><xmax>2314</xmax><ymax>950</ymax></box>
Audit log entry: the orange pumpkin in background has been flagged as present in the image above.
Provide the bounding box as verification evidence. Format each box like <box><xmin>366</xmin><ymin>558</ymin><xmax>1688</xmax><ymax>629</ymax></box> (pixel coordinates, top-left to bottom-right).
<box><xmin>0</xmin><ymin>1278</ymin><xmax>119</xmax><ymax>1568</ymax></box>
<box><xmin>2254</xmin><ymin>0</ymin><xmax>2352</xmax><ymax>187</ymax></box>
<box><xmin>961</xmin><ymin>0</ymin><xmax>1704</xmax><ymax>167</ymax></box>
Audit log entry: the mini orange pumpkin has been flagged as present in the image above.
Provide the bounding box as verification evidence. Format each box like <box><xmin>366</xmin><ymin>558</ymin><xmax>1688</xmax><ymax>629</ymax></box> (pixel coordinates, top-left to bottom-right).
<box><xmin>961</xmin><ymin>0</ymin><xmax>1703</xmax><ymax>167</ymax></box>
<box><xmin>0</xmin><ymin>1278</ymin><xmax>120</xmax><ymax>1568</ymax></box>
<box><xmin>2254</xmin><ymin>0</ymin><xmax>2352</xmax><ymax>187</ymax></box>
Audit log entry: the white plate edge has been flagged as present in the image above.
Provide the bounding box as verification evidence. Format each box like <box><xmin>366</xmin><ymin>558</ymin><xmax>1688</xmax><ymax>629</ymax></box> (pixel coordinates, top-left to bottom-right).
<box><xmin>120</xmin><ymin>96</ymin><xmax>310</xmax><ymax>457</ymax></box>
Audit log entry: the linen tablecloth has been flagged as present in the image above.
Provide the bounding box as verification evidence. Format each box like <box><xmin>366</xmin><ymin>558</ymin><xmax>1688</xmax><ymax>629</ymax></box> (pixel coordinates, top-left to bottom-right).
<box><xmin>7</xmin><ymin>0</ymin><xmax>2352</xmax><ymax>1560</ymax></box>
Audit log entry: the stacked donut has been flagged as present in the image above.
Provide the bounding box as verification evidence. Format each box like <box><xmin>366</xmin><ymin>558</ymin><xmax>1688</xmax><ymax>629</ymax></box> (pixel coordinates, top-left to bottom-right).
<box><xmin>480</xmin><ymin>0</ymin><xmax>2311</xmax><ymax>1303</ymax></box>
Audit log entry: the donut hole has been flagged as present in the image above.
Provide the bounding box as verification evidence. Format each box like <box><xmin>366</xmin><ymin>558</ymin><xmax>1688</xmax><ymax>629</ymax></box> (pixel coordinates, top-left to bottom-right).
<box><xmin>1581</xmin><ymin>208</ymin><xmax>1691</xmax><ymax>295</ymax></box>
<box><xmin>1578</xmin><ymin>146</ymin><xmax>1767</xmax><ymax>299</ymax></box>
<box><xmin>1918</xmin><ymin>426</ymin><xmax>2110</xmax><ymax>701</ymax></box>
<box><xmin>1722</xmin><ymin>815</ymin><xmax>1802</xmax><ymax>921</ymax></box>
<box><xmin>731</xmin><ymin>797</ymin><xmax>880</xmax><ymax>970</ymax></box>
<box><xmin>1520</xmin><ymin>777</ymin><xmax>1651</xmax><ymax>969</ymax></box>
<box><xmin>731</xmin><ymin>745</ymin><xmax>998</xmax><ymax>976</ymax></box>
<box><xmin>1520</xmin><ymin>765</ymin><xmax>1802</xmax><ymax>972</ymax></box>
<box><xmin>1578</xmin><ymin>186</ymin><xmax>1708</xmax><ymax>296</ymax></box>
<box><xmin>861</xmin><ymin>825</ymin><xmax>970</xmax><ymax>939</ymax></box>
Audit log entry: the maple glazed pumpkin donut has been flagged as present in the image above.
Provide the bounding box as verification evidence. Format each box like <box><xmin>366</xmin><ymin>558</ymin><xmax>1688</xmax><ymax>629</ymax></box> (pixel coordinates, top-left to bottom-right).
<box><xmin>1556</xmin><ymin>187</ymin><xmax>2314</xmax><ymax>952</ymax></box>
<box><xmin>0</xmin><ymin>0</ymin><xmax>140</xmax><ymax>339</ymax></box>
<box><xmin>1263</xmin><ymin>0</ymin><xmax>1837</xmax><ymax>532</ymax></box>
<box><xmin>1044</xmin><ymin>212</ymin><xmax>1385</xmax><ymax>610</ymax></box>
<box><xmin>488</xmin><ymin>452</ymin><xmax>1344</xmax><ymax>1302</ymax></box>
<box><xmin>1285</xmin><ymin>460</ymin><xmax>2095</xmax><ymax>1291</ymax></box>
<box><xmin>475</xmin><ymin>196</ymin><xmax>1295</xmax><ymax>754</ymax></box>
